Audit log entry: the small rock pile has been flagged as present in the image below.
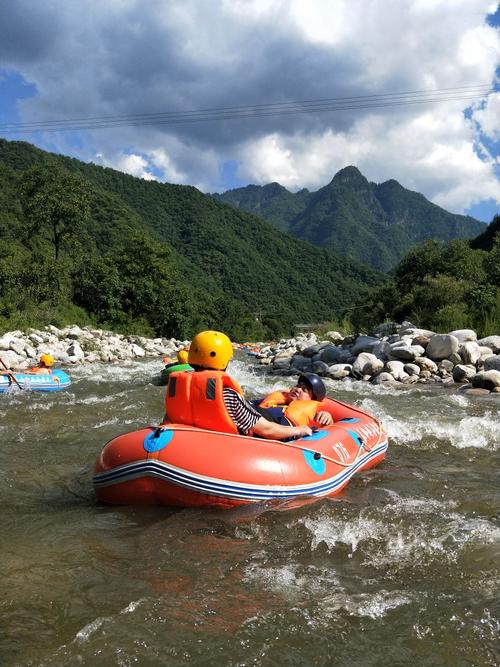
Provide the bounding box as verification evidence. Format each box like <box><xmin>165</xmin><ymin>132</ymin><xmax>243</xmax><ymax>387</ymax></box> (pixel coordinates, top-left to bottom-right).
<box><xmin>251</xmin><ymin>323</ymin><xmax>500</xmax><ymax>395</ymax></box>
<box><xmin>0</xmin><ymin>324</ymin><xmax>187</xmax><ymax>368</ymax></box>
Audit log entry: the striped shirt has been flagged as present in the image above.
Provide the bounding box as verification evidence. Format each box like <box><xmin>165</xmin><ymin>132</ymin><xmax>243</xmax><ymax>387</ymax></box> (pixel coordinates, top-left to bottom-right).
<box><xmin>223</xmin><ymin>388</ymin><xmax>262</xmax><ymax>435</ymax></box>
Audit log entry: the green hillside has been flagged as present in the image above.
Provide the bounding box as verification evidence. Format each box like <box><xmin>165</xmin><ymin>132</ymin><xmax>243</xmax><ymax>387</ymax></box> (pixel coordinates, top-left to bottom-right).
<box><xmin>0</xmin><ymin>138</ymin><xmax>383</xmax><ymax>339</ymax></box>
<box><xmin>213</xmin><ymin>167</ymin><xmax>485</xmax><ymax>272</ymax></box>
<box><xmin>349</xmin><ymin>214</ymin><xmax>500</xmax><ymax>336</ymax></box>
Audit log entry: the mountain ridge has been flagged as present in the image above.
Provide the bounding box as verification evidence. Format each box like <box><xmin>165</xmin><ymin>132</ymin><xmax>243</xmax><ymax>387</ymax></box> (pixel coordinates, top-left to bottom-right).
<box><xmin>212</xmin><ymin>167</ymin><xmax>485</xmax><ymax>271</ymax></box>
<box><xmin>0</xmin><ymin>138</ymin><xmax>383</xmax><ymax>339</ymax></box>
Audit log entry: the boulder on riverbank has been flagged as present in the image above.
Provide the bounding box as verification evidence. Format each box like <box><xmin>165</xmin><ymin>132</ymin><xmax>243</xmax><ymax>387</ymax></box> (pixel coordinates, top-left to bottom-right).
<box><xmin>1</xmin><ymin>321</ymin><xmax>499</xmax><ymax>395</ymax></box>
<box><xmin>0</xmin><ymin>325</ymin><xmax>187</xmax><ymax>369</ymax></box>
<box><xmin>249</xmin><ymin>322</ymin><xmax>500</xmax><ymax>395</ymax></box>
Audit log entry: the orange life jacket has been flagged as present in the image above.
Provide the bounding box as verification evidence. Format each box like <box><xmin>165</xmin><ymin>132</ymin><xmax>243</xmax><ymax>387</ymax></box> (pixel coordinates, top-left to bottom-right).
<box><xmin>258</xmin><ymin>390</ymin><xmax>322</xmax><ymax>427</ymax></box>
<box><xmin>165</xmin><ymin>370</ymin><xmax>244</xmax><ymax>434</ymax></box>
<box><xmin>27</xmin><ymin>367</ymin><xmax>51</xmax><ymax>375</ymax></box>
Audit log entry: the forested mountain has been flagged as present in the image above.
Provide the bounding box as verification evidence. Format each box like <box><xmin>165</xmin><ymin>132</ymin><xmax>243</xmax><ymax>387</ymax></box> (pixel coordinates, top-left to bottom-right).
<box><xmin>212</xmin><ymin>167</ymin><xmax>485</xmax><ymax>272</ymax></box>
<box><xmin>0</xmin><ymin>139</ymin><xmax>382</xmax><ymax>339</ymax></box>
<box><xmin>349</xmin><ymin>214</ymin><xmax>500</xmax><ymax>337</ymax></box>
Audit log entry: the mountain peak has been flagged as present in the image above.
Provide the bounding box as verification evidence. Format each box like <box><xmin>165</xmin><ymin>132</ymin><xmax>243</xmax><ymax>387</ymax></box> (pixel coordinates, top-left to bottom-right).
<box><xmin>262</xmin><ymin>181</ymin><xmax>289</xmax><ymax>195</ymax></box>
<box><xmin>330</xmin><ymin>165</ymin><xmax>367</xmax><ymax>186</ymax></box>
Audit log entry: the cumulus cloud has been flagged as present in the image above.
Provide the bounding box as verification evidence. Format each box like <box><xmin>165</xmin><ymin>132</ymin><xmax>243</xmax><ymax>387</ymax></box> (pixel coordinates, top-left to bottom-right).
<box><xmin>472</xmin><ymin>92</ymin><xmax>500</xmax><ymax>140</ymax></box>
<box><xmin>0</xmin><ymin>0</ymin><xmax>498</xmax><ymax>214</ymax></box>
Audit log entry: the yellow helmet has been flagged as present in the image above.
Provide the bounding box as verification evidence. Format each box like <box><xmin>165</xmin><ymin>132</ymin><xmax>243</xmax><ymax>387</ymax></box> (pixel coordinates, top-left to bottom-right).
<box><xmin>40</xmin><ymin>354</ymin><xmax>55</xmax><ymax>367</ymax></box>
<box><xmin>177</xmin><ymin>348</ymin><xmax>189</xmax><ymax>364</ymax></box>
<box><xmin>188</xmin><ymin>331</ymin><xmax>233</xmax><ymax>370</ymax></box>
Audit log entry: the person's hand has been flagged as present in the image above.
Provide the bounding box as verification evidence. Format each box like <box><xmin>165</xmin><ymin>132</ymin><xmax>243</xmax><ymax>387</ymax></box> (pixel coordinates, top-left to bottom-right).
<box><xmin>294</xmin><ymin>425</ymin><xmax>312</xmax><ymax>438</ymax></box>
<box><xmin>315</xmin><ymin>411</ymin><xmax>333</xmax><ymax>426</ymax></box>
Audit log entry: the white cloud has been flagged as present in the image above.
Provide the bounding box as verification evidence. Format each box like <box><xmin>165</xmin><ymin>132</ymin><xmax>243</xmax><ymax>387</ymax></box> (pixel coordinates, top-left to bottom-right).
<box><xmin>104</xmin><ymin>153</ymin><xmax>156</xmax><ymax>181</ymax></box>
<box><xmin>0</xmin><ymin>0</ymin><xmax>498</xmax><ymax>214</ymax></box>
<box><xmin>472</xmin><ymin>92</ymin><xmax>500</xmax><ymax>140</ymax></box>
<box><xmin>236</xmin><ymin>104</ymin><xmax>500</xmax><ymax>212</ymax></box>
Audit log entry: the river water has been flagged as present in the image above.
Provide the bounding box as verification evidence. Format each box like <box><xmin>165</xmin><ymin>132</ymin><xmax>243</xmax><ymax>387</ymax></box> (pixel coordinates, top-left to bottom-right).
<box><xmin>1</xmin><ymin>353</ymin><xmax>499</xmax><ymax>667</ymax></box>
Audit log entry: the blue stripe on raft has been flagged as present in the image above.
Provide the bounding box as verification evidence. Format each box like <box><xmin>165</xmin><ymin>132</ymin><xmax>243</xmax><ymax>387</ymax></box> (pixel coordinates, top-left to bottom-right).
<box><xmin>93</xmin><ymin>441</ymin><xmax>388</xmax><ymax>501</ymax></box>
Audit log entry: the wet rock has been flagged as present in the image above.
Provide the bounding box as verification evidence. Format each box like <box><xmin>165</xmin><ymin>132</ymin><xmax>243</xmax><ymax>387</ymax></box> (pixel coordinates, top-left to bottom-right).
<box><xmin>371</xmin><ymin>372</ymin><xmax>398</xmax><ymax>385</ymax></box>
<box><xmin>352</xmin><ymin>352</ymin><xmax>384</xmax><ymax>376</ymax></box>
<box><xmin>471</xmin><ymin>370</ymin><xmax>500</xmax><ymax>391</ymax></box>
<box><xmin>327</xmin><ymin>364</ymin><xmax>352</xmax><ymax>380</ymax></box>
<box><xmin>459</xmin><ymin>386</ymin><xmax>493</xmax><ymax>396</ymax></box>
<box><xmin>452</xmin><ymin>364</ymin><xmax>476</xmax><ymax>383</ymax></box>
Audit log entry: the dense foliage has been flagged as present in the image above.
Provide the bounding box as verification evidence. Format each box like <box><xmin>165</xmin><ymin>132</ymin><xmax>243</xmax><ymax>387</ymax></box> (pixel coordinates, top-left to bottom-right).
<box><xmin>213</xmin><ymin>166</ymin><xmax>485</xmax><ymax>272</ymax></box>
<box><xmin>0</xmin><ymin>139</ymin><xmax>382</xmax><ymax>339</ymax></box>
<box><xmin>349</xmin><ymin>219</ymin><xmax>500</xmax><ymax>336</ymax></box>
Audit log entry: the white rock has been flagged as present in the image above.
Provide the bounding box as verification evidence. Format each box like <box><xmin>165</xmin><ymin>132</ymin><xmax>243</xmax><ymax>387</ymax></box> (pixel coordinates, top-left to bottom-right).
<box><xmin>66</xmin><ymin>342</ymin><xmax>85</xmax><ymax>361</ymax></box>
<box><xmin>325</xmin><ymin>331</ymin><xmax>344</xmax><ymax>343</ymax></box>
<box><xmin>426</xmin><ymin>334</ymin><xmax>459</xmax><ymax>361</ymax></box>
<box><xmin>24</xmin><ymin>344</ymin><xmax>37</xmax><ymax>359</ymax></box>
<box><xmin>9</xmin><ymin>338</ymin><xmax>26</xmax><ymax>356</ymax></box>
<box><xmin>449</xmin><ymin>329</ymin><xmax>477</xmax><ymax>343</ymax></box>
<box><xmin>0</xmin><ymin>350</ymin><xmax>26</xmax><ymax>369</ymax></box>
<box><xmin>130</xmin><ymin>343</ymin><xmax>146</xmax><ymax>357</ymax></box>
<box><xmin>477</xmin><ymin>335</ymin><xmax>500</xmax><ymax>353</ymax></box>
<box><xmin>352</xmin><ymin>352</ymin><xmax>384</xmax><ymax>376</ymax></box>
<box><xmin>327</xmin><ymin>364</ymin><xmax>352</xmax><ymax>380</ymax></box>
<box><xmin>459</xmin><ymin>341</ymin><xmax>481</xmax><ymax>366</ymax></box>
<box><xmin>386</xmin><ymin>360</ymin><xmax>409</xmax><ymax>381</ymax></box>
<box><xmin>371</xmin><ymin>372</ymin><xmax>397</xmax><ymax>385</ymax></box>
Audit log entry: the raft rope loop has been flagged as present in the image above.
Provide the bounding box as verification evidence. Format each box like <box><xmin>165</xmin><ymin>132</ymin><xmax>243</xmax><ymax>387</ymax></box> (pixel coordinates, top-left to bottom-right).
<box><xmin>150</xmin><ymin>417</ymin><xmax>386</xmax><ymax>470</ymax></box>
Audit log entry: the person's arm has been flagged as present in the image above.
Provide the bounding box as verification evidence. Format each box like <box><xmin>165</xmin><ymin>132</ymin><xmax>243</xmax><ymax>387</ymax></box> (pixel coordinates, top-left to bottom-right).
<box><xmin>252</xmin><ymin>417</ymin><xmax>312</xmax><ymax>440</ymax></box>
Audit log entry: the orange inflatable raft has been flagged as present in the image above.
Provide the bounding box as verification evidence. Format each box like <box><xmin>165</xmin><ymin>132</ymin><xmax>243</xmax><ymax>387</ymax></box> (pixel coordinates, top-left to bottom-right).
<box><xmin>93</xmin><ymin>397</ymin><xmax>388</xmax><ymax>509</ymax></box>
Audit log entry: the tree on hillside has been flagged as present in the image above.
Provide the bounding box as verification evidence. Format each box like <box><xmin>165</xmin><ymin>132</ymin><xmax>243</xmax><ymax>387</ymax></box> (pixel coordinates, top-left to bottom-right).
<box><xmin>20</xmin><ymin>165</ymin><xmax>91</xmax><ymax>261</ymax></box>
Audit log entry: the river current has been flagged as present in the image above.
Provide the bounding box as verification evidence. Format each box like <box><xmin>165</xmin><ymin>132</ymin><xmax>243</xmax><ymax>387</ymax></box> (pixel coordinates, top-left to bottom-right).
<box><xmin>1</xmin><ymin>352</ymin><xmax>499</xmax><ymax>666</ymax></box>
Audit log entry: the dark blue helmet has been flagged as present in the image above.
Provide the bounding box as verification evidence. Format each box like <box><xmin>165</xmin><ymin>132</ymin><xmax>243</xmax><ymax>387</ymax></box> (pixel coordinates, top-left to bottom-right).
<box><xmin>298</xmin><ymin>373</ymin><xmax>326</xmax><ymax>401</ymax></box>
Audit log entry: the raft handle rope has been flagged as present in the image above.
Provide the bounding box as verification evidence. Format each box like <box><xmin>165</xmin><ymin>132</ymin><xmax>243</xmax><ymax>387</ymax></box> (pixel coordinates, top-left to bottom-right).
<box><xmin>149</xmin><ymin>424</ymin><xmax>385</xmax><ymax>469</ymax></box>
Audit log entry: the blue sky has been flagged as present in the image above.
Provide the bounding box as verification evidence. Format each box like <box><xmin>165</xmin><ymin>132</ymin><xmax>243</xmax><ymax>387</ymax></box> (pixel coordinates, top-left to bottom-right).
<box><xmin>0</xmin><ymin>1</ymin><xmax>499</xmax><ymax>222</ymax></box>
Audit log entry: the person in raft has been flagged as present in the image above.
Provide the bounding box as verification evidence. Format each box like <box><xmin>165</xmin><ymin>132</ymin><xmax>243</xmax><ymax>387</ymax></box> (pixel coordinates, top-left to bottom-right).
<box><xmin>158</xmin><ymin>346</ymin><xmax>193</xmax><ymax>385</ymax></box>
<box><xmin>254</xmin><ymin>373</ymin><xmax>333</xmax><ymax>427</ymax></box>
<box><xmin>27</xmin><ymin>354</ymin><xmax>55</xmax><ymax>374</ymax></box>
<box><xmin>163</xmin><ymin>330</ymin><xmax>313</xmax><ymax>440</ymax></box>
